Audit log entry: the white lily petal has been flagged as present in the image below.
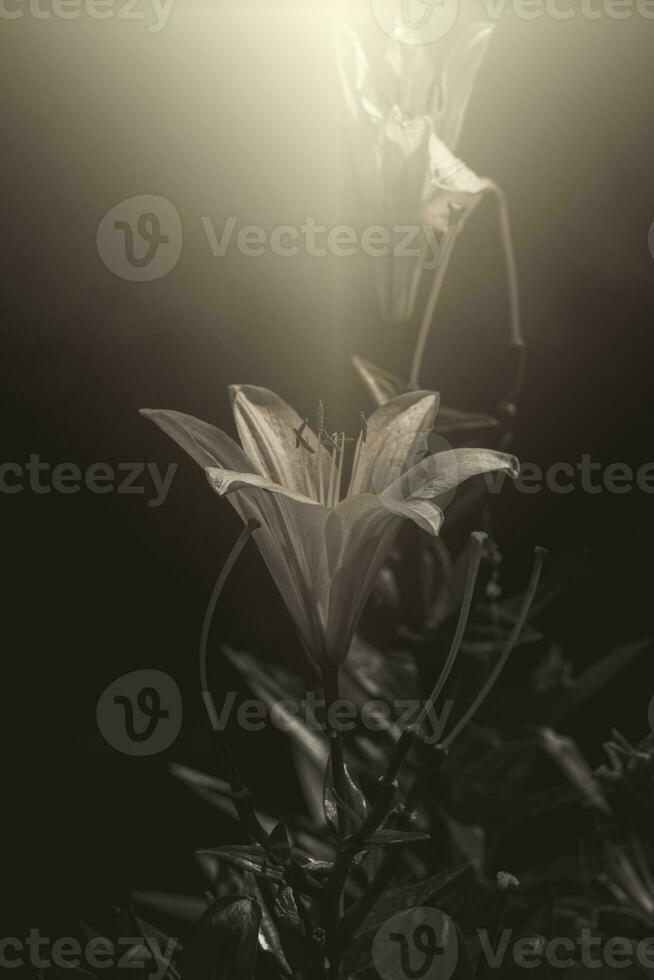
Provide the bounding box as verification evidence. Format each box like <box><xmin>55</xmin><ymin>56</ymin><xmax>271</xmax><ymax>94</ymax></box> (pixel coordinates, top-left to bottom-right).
<box><xmin>351</xmin><ymin>354</ymin><xmax>403</xmax><ymax>409</ymax></box>
<box><xmin>205</xmin><ymin>467</ymin><xmax>318</xmax><ymax>507</ymax></box>
<box><xmin>424</xmin><ymin>136</ymin><xmax>492</xmax><ymax>233</ymax></box>
<box><xmin>371</xmin><ymin>109</ymin><xmax>436</xmax><ymax>321</ymax></box>
<box><xmin>380</xmin><ymin>495</ymin><xmax>444</xmax><ymax>538</ymax></box>
<box><xmin>229</xmin><ymin>385</ymin><xmax>328</xmax><ymax>499</ymax></box>
<box><xmin>348</xmin><ymin>390</ymin><xmax>439</xmax><ymax>497</ymax></box>
<box><xmin>383</xmin><ymin>21</ymin><xmax>441</xmax><ymax>119</ymax></box>
<box><xmin>140</xmin><ymin>408</ymin><xmax>253</xmax><ymax>471</ymax></box>
<box><xmin>437</xmin><ymin>21</ymin><xmax>496</xmax><ymax>153</ymax></box>
<box><xmin>141</xmin><ymin>410</ymin><xmax>329</xmax><ymax>656</ymax></box>
<box><xmin>210</xmin><ymin>475</ymin><xmax>333</xmax><ymax>664</ymax></box>
<box><xmin>325</xmin><ymin>495</ymin><xmax>405</xmax><ymax>663</ymax></box>
<box><xmin>334</xmin><ymin>19</ymin><xmax>383</xmax><ymax>126</ymax></box>
<box><xmin>385</xmin><ymin>447</ymin><xmax>519</xmax><ymax>506</ymax></box>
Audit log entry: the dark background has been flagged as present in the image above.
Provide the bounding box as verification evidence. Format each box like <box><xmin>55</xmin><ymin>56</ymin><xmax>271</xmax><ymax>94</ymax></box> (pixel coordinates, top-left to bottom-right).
<box><xmin>2</xmin><ymin>0</ymin><xmax>654</xmax><ymax>939</ymax></box>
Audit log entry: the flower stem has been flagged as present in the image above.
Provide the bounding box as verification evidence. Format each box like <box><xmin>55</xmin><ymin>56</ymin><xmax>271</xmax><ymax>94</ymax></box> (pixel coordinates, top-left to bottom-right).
<box><xmin>414</xmin><ymin>531</ymin><xmax>486</xmax><ymax>731</ymax></box>
<box><xmin>490</xmin><ymin>182</ymin><xmax>522</xmax><ymax>349</ymax></box>
<box><xmin>408</xmin><ymin>227</ymin><xmax>458</xmax><ymax>390</ymax></box>
<box><xmin>322</xmin><ymin>665</ymin><xmax>348</xmax><ymax>819</ymax></box>
<box><xmin>489</xmin><ymin>181</ymin><xmax>526</xmax><ymax>422</ymax></box>
<box><xmin>199</xmin><ymin>518</ymin><xmax>260</xmax><ymax>720</ymax></box>
<box><xmin>346</xmin><ymin>530</ymin><xmax>485</xmax><ymax>847</ymax></box>
<box><xmin>196</xmin><ymin>519</ymin><xmax>320</xmax><ymax>899</ymax></box>
<box><xmin>442</xmin><ymin>546</ymin><xmax>546</xmax><ymax>750</ymax></box>
<box><xmin>320</xmin><ymin>663</ymin><xmax>357</xmax><ymax>977</ymax></box>
<box><xmin>354</xmin><ymin>548</ymin><xmax>545</xmax><ymax>933</ymax></box>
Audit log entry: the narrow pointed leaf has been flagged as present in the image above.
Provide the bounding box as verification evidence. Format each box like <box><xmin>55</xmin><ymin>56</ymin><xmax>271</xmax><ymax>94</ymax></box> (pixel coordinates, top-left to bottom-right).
<box><xmin>180</xmin><ymin>896</ymin><xmax>261</xmax><ymax>980</ymax></box>
<box><xmin>131</xmin><ymin>892</ymin><xmax>208</xmax><ymax>925</ymax></box>
<box><xmin>539</xmin><ymin>728</ymin><xmax>611</xmax><ymax>814</ymax></box>
<box><xmin>355</xmin><ymin>830</ymin><xmax>430</xmax><ymax>852</ymax></box>
<box><xmin>547</xmin><ymin>639</ymin><xmax>651</xmax><ymax>724</ymax></box>
<box><xmin>197</xmin><ymin>845</ymin><xmax>285</xmax><ymax>884</ymax></box>
<box><xmin>267</xmin><ymin>822</ymin><xmax>293</xmax><ymax>869</ymax></box>
<box><xmin>356</xmin><ymin>862</ymin><xmax>472</xmax><ymax>936</ymax></box>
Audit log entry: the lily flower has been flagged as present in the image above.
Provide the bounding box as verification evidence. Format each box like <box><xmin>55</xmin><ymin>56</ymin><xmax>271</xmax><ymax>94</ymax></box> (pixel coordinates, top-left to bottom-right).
<box><xmin>336</xmin><ymin>19</ymin><xmax>495</xmax><ymax>322</ymax></box>
<box><xmin>141</xmin><ymin>386</ymin><xmax>517</xmax><ymax>666</ymax></box>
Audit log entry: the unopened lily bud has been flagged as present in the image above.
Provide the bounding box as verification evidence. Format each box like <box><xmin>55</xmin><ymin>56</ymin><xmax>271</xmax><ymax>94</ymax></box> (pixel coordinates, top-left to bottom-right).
<box><xmin>496</xmin><ymin>870</ymin><xmax>520</xmax><ymax>893</ymax></box>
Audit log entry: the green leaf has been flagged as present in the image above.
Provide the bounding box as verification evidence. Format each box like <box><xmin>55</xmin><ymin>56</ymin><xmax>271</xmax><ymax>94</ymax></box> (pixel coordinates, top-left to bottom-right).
<box><xmin>223</xmin><ymin>647</ymin><xmax>328</xmax><ymax>771</ymax></box>
<box><xmin>249</xmin><ymin>879</ymin><xmax>293</xmax><ymax>978</ymax></box>
<box><xmin>199</xmin><ymin>843</ymin><xmax>331</xmax><ymax>889</ymax></box>
<box><xmin>168</xmin><ymin>763</ymin><xmax>276</xmax><ymax>831</ymax></box>
<box><xmin>356</xmin><ymin>862</ymin><xmax>472</xmax><ymax>936</ymax></box>
<box><xmin>539</xmin><ymin>727</ymin><xmax>611</xmax><ymax>814</ymax></box>
<box><xmin>354</xmin><ymin>830</ymin><xmax>430</xmax><ymax>851</ymax></box>
<box><xmin>342</xmin><ymin>637</ymin><xmax>419</xmax><ymax>723</ymax></box>
<box><xmin>180</xmin><ymin>896</ymin><xmax>261</xmax><ymax>980</ymax></box>
<box><xmin>547</xmin><ymin>639</ymin><xmax>651</xmax><ymax>724</ymax></box>
<box><xmin>267</xmin><ymin>822</ymin><xmax>293</xmax><ymax>870</ymax></box>
<box><xmin>131</xmin><ymin>891</ymin><xmax>208</xmax><ymax>924</ymax></box>
<box><xmin>197</xmin><ymin>845</ymin><xmax>286</xmax><ymax>884</ymax></box>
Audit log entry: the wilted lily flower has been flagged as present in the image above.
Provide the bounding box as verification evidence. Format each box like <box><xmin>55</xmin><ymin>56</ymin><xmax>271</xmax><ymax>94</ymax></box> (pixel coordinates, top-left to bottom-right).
<box><xmin>142</xmin><ymin>386</ymin><xmax>517</xmax><ymax>666</ymax></box>
<box><xmin>336</xmin><ymin>19</ymin><xmax>495</xmax><ymax>321</ymax></box>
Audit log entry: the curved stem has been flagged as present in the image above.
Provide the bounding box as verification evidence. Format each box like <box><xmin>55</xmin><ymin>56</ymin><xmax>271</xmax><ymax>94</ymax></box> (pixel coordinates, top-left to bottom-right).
<box><xmin>197</xmin><ymin>519</ymin><xmax>321</xmax><ymax>900</ymax></box>
<box><xmin>489</xmin><ymin>181</ymin><xmax>526</xmax><ymax>413</ymax></box>
<box><xmin>443</xmin><ymin>546</ymin><xmax>546</xmax><ymax>749</ymax></box>
<box><xmin>398</xmin><ymin>547</ymin><xmax>546</xmax><ymax>822</ymax></box>
<box><xmin>199</xmin><ymin>518</ymin><xmax>260</xmax><ymax>729</ymax></box>
<box><xmin>414</xmin><ymin>531</ymin><xmax>486</xmax><ymax>731</ymax></box>
<box><xmin>321</xmin><ymin>666</ymin><xmax>347</xmax><ymax>978</ymax></box>
<box><xmin>408</xmin><ymin>228</ymin><xmax>458</xmax><ymax>390</ymax></box>
<box><xmin>345</xmin><ymin>550</ymin><xmax>545</xmax><ymax>946</ymax></box>
<box><xmin>490</xmin><ymin>182</ymin><xmax>522</xmax><ymax>350</ymax></box>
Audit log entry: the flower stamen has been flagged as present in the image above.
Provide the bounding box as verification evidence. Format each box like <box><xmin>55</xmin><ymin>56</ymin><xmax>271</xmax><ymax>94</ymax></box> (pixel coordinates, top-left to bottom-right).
<box><xmin>316</xmin><ymin>401</ymin><xmax>325</xmax><ymax>504</ymax></box>
<box><xmin>293</xmin><ymin>418</ymin><xmax>315</xmax><ymax>455</ymax></box>
<box><xmin>348</xmin><ymin>433</ymin><xmax>363</xmax><ymax>498</ymax></box>
<box><xmin>335</xmin><ymin>433</ymin><xmax>346</xmax><ymax>505</ymax></box>
<box><xmin>326</xmin><ymin>433</ymin><xmax>339</xmax><ymax>509</ymax></box>
<box><xmin>321</xmin><ymin>430</ymin><xmax>340</xmax><ymax>452</ymax></box>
